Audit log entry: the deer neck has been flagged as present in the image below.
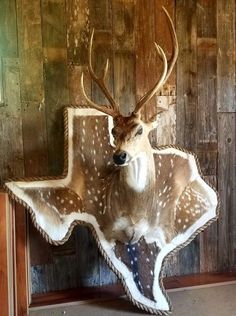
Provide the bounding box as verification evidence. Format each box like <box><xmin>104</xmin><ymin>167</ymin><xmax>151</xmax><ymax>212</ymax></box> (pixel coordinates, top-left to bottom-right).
<box><xmin>122</xmin><ymin>150</ymin><xmax>155</xmax><ymax>192</ymax></box>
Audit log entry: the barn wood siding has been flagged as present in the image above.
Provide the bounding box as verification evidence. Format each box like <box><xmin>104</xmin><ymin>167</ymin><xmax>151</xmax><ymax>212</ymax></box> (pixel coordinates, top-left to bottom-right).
<box><xmin>0</xmin><ymin>0</ymin><xmax>235</xmax><ymax>293</ymax></box>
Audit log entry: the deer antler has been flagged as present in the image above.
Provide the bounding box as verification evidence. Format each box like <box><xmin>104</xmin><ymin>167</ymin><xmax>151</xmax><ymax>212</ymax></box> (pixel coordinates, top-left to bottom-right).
<box><xmin>133</xmin><ymin>6</ymin><xmax>179</xmax><ymax>115</ymax></box>
<box><xmin>81</xmin><ymin>29</ymin><xmax>120</xmax><ymax>117</ymax></box>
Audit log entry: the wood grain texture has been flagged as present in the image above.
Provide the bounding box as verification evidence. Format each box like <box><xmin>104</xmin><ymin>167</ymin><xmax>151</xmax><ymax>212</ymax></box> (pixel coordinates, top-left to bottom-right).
<box><xmin>15</xmin><ymin>203</ymin><xmax>29</xmax><ymax>316</ymax></box>
<box><xmin>0</xmin><ymin>193</ymin><xmax>9</xmax><ymax>316</ymax></box>
<box><xmin>217</xmin><ymin>113</ymin><xmax>236</xmax><ymax>270</ymax></box>
<box><xmin>113</xmin><ymin>0</ymin><xmax>135</xmax><ymax>115</ymax></box>
<box><xmin>196</xmin><ymin>0</ymin><xmax>218</xmax><ymax>274</ymax></box>
<box><xmin>0</xmin><ymin>0</ymin><xmax>235</xmax><ymax>296</ymax></box>
<box><xmin>41</xmin><ymin>0</ymin><xmax>69</xmax><ymax>176</ymax></box>
<box><xmin>217</xmin><ymin>0</ymin><xmax>235</xmax><ymax>112</ymax></box>
<box><xmin>112</xmin><ymin>0</ymin><xmax>135</xmax><ymax>51</ymax></box>
<box><xmin>88</xmin><ymin>0</ymin><xmax>115</xmax><ymax>287</ymax></box>
<box><xmin>0</xmin><ymin>0</ymin><xmax>18</xmax><ymax>57</ymax></box>
<box><xmin>16</xmin><ymin>0</ymin><xmax>49</xmax><ymax>176</ymax></box>
<box><xmin>176</xmin><ymin>0</ymin><xmax>199</xmax><ymax>276</ymax></box>
<box><xmin>0</xmin><ymin>58</ymin><xmax>24</xmax><ymax>186</ymax></box>
<box><xmin>67</xmin><ymin>0</ymin><xmax>90</xmax><ymax>65</ymax></box>
<box><xmin>176</xmin><ymin>0</ymin><xmax>197</xmax><ymax>150</ymax></box>
<box><xmin>135</xmin><ymin>0</ymin><xmax>156</xmax><ymax>120</ymax></box>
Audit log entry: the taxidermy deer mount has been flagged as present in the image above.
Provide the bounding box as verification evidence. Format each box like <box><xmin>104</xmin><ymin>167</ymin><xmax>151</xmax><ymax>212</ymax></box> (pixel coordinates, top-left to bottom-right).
<box><xmin>81</xmin><ymin>7</ymin><xmax>179</xmax><ymax>245</ymax></box>
<box><xmin>5</xmin><ymin>7</ymin><xmax>218</xmax><ymax>315</ymax></box>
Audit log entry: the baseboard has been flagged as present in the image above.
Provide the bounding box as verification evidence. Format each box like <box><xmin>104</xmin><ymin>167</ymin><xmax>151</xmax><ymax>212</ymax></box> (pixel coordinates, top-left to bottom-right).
<box><xmin>30</xmin><ymin>270</ymin><xmax>236</xmax><ymax>308</ymax></box>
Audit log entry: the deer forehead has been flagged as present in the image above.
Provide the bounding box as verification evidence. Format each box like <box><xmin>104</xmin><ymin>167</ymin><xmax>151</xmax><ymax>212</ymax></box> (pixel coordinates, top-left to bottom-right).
<box><xmin>113</xmin><ymin>115</ymin><xmax>149</xmax><ymax>136</ymax></box>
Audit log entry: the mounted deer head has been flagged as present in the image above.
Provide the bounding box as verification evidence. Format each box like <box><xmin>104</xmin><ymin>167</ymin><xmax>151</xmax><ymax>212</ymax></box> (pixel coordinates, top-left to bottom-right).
<box><xmin>5</xmin><ymin>6</ymin><xmax>218</xmax><ymax>314</ymax></box>
<box><xmin>81</xmin><ymin>6</ymin><xmax>178</xmax><ymax>168</ymax></box>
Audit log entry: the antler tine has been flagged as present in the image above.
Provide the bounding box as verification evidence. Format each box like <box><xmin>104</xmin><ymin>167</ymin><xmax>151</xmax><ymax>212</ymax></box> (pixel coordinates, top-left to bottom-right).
<box><xmin>85</xmin><ymin>29</ymin><xmax>119</xmax><ymax>114</ymax></box>
<box><xmin>162</xmin><ymin>6</ymin><xmax>179</xmax><ymax>81</ymax></box>
<box><xmin>133</xmin><ymin>7</ymin><xmax>178</xmax><ymax>115</ymax></box>
<box><xmin>81</xmin><ymin>72</ymin><xmax>117</xmax><ymax>117</ymax></box>
<box><xmin>133</xmin><ymin>44</ymin><xmax>168</xmax><ymax>114</ymax></box>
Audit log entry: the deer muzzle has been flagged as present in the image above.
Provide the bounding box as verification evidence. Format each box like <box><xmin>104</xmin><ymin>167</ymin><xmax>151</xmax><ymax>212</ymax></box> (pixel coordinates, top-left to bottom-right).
<box><xmin>113</xmin><ymin>150</ymin><xmax>129</xmax><ymax>166</ymax></box>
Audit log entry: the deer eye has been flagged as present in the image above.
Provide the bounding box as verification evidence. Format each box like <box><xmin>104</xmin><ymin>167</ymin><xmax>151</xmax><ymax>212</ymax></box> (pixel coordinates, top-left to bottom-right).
<box><xmin>135</xmin><ymin>126</ymin><xmax>143</xmax><ymax>136</ymax></box>
<box><xmin>111</xmin><ymin>128</ymin><xmax>117</xmax><ymax>138</ymax></box>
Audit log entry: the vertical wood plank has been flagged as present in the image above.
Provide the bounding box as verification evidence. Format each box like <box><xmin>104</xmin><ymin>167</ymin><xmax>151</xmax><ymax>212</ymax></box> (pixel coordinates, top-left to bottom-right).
<box><xmin>217</xmin><ymin>113</ymin><xmax>236</xmax><ymax>270</ymax></box>
<box><xmin>89</xmin><ymin>0</ymin><xmax>112</xmax><ymax>30</ymax></box>
<box><xmin>200</xmin><ymin>176</ymin><xmax>218</xmax><ymax>272</ymax></box>
<box><xmin>176</xmin><ymin>0</ymin><xmax>199</xmax><ymax>275</ymax></box>
<box><xmin>67</xmin><ymin>0</ymin><xmax>90</xmax><ymax>106</ymax></box>
<box><xmin>197</xmin><ymin>39</ymin><xmax>217</xmax><ymax>144</ymax></box>
<box><xmin>154</xmin><ymin>0</ymin><xmax>176</xmax><ymax>86</ymax></box>
<box><xmin>217</xmin><ymin>0</ymin><xmax>235</xmax><ymax>112</ymax></box>
<box><xmin>112</xmin><ymin>0</ymin><xmax>136</xmax><ymax>115</ymax></box>
<box><xmin>112</xmin><ymin>0</ymin><xmax>135</xmax><ymax>51</ymax></box>
<box><xmin>67</xmin><ymin>0</ymin><xmax>90</xmax><ymax>65</ymax></box>
<box><xmin>16</xmin><ymin>0</ymin><xmax>48</xmax><ymax>176</ymax></box>
<box><xmin>176</xmin><ymin>0</ymin><xmax>197</xmax><ymax>150</ymax></box>
<box><xmin>197</xmin><ymin>0</ymin><xmax>216</xmax><ymax>38</ymax></box>
<box><xmin>15</xmin><ymin>203</ymin><xmax>28</xmax><ymax>315</ymax></box>
<box><xmin>0</xmin><ymin>58</ymin><xmax>24</xmax><ymax>186</ymax></box>
<box><xmin>113</xmin><ymin>51</ymin><xmax>135</xmax><ymax>116</ymax></box>
<box><xmin>196</xmin><ymin>0</ymin><xmax>218</xmax><ymax>273</ymax></box>
<box><xmin>135</xmin><ymin>0</ymin><xmax>156</xmax><ymax>119</ymax></box>
<box><xmin>88</xmin><ymin>0</ymin><xmax>114</xmax><ymax>286</ymax></box>
<box><xmin>41</xmin><ymin>0</ymin><xmax>69</xmax><ymax>176</ymax></box>
<box><xmin>0</xmin><ymin>0</ymin><xmax>18</xmax><ymax>57</ymax></box>
<box><xmin>0</xmin><ymin>193</ymin><xmax>9</xmax><ymax>316</ymax></box>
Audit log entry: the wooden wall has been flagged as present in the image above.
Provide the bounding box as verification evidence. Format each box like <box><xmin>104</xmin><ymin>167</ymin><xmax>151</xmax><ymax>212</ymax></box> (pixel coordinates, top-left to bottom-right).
<box><xmin>0</xmin><ymin>0</ymin><xmax>235</xmax><ymax>294</ymax></box>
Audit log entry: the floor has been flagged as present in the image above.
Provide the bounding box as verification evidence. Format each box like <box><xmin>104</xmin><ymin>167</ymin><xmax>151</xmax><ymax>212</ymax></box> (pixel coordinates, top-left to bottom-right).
<box><xmin>30</xmin><ymin>283</ymin><xmax>236</xmax><ymax>316</ymax></box>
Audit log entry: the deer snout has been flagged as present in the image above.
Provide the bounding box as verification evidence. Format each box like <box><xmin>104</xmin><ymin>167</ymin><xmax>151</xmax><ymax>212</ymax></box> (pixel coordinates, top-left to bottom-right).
<box><xmin>113</xmin><ymin>151</ymin><xmax>129</xmax><ymax>165</ymax></box>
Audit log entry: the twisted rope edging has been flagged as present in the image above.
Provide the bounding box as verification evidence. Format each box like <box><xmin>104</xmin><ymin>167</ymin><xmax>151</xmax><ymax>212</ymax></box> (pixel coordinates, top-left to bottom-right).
<box><xmin>3</xmin><ymin>105</ymin><xmax>220</xmax><ymax>315</ymax></box>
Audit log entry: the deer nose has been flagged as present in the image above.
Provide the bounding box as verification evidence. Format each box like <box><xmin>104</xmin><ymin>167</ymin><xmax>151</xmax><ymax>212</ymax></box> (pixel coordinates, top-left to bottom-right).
<box><xmin>113</xmin><ymin>151</ymin><xmax>127</xmax><ymax>165</ymax></box>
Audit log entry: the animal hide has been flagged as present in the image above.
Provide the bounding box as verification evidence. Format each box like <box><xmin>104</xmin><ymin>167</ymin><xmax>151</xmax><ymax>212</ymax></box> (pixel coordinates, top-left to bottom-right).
<box><xmin>5</xmin><ymin>107</ymin><xmax>219</xmax><ymax>315</ymax></box>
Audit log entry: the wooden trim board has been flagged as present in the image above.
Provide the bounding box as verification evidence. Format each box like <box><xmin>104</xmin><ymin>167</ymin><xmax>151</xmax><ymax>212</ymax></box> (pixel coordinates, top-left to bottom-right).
<box><xmin>0</xmin><ymin>192</ymin><xmax>10</xmax><ymax>316</ymax></box>
<box><xmin>30</xmin><ymin>271</ymin><xmax>236</xmax><ymax>308</ymax></box>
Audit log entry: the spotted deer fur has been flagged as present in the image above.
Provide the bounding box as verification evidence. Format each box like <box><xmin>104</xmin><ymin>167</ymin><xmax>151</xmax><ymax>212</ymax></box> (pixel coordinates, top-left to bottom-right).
<box><xmin>5</xmin><ymin>8</ymin><xmax>218</xmax><ymax>315</ymax></box>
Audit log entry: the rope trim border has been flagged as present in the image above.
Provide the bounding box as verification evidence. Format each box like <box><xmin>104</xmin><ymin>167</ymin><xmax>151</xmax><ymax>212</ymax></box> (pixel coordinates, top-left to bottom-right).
<box><xmin>3</xmin><ymin>105</ymin><xmax>220</xmax><ymax>315</ymax></box>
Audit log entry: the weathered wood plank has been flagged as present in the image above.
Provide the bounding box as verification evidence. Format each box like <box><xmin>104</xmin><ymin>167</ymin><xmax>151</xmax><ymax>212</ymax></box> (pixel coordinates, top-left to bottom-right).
<box><xmin>197</xmin><ymin>0</ymin><xmax>216</xmax><ymax>38</ymax></box>
<box><xmin>75</xmin><ymin>227</ymin><xmax>101</xmax><ymax>287</ymax></box>
<box><xmin>68</xmin><ymin>65</ymin><xmax>91</xmax><ymax>106</ymax></box>
<box><xmin>16</xmin><ymin>0</ymin><xmax>44</xmax><ymax>102</ymax></box>
<box><xmin>88</xmin><ymin>0</ymin><xmax>111</xmax><ymax>30</ymax></box>
<box><xmin>154</xmin><ymin>0</ymin><xmax>175</xmax><ymax>86</ymax></box>
<box><xmin>176</xmin><ymin>0</ymin><xmax>197</xmax><ymax>150</ymax></box>
<box><xmin>16</xmin><ymin>0</ymin><xmax>49</xmax><ymax>177</ymax></box>
<box><xmin>15</xmin><ymin>203</ymin><xmax>28</xmax><ymax>315</ymax></box>
<box><xmin>0</xmin><ymin>58</ymin><xmax>24</xmax><ymax>186</ymax></box>
<box><xmin>217</xmin><ymin>0</ymin><xmax>235</xmax><ymax>112</ymax></box>
<box><xmin>112</xmin><ymin>0</ymin><xmax>136</xmax><ymax>116</ymax></box>
<box><xmin>135</xmin><ymin>0</ymin><xmax>156</xmax><ymax>120</ymax></box>
<box><xmin>41</xmin><ymin>0</ymin><xmax>69</xmax><ymax>176</ymax></box>
<box><xmin>89</xmin><ymin>31</ymin><xmax>114</xmax><ymax>109</ymax></box>
<box><xmin>0</xmin><ymin>0</ymin><xmax>18</xmax><ymax>57</ymax></box>
<box><xmin>176</xmin><ymin>0</ymin><xmax>199</xmax><ymax>276</ymax></box>
<box><xmin>112</xmin><ymin>0</ymin><xmax>135</xmax><ymax>51</ymax></box>
<box><xmin>197</xmin><ymin>40</ymin><xmax>217</xmax><ymax>144</ymax></box>
<box><xmin>200</xmin><ymin>176</ymin><xmax>218</xmax><ymax>272</ymax></box>
<box><xmin>113</xmin><ymin>51</ymin><xmax>135</xmax><ymax>116</ymax></box>
<box><xmin>67</xmin><ymin>0</ymin><xmax>90</xmax><ymax>65</ymax></box>
<box><xmin>217</xmin><ymin>113</ymin><xmax>236</xmax><ymax>270</ymax></box>
<box><xmin>88</xmin><ymin>0</ymin><xmax>114</xmax><ymax>288</ymax></box>
<box><xmin>0</xmin><ymin>193</ymin><xmax>10</xmax><ymax>316</ymax></box>
<box><xmin>41</xmin><ymin>0</ymin><xmax>67</xmax><ymax>48</ymax></box>
<box><xmin>196</xmin><ymin>0</ymin><xmax>217</xmax><ymax>271</ymax></box>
